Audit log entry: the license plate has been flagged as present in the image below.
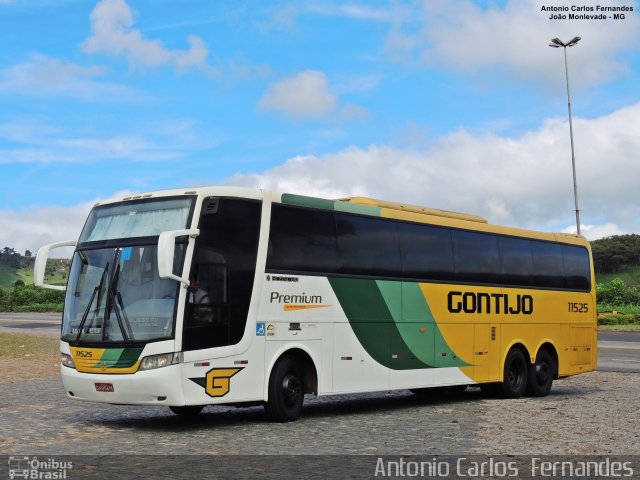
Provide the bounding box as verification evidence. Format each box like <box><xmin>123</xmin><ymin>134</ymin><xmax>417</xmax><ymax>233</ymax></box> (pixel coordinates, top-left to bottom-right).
<box><xmin>94</xmin><ymin>382</ymin><xmax>114</xmax><ymax>392</ymax></box>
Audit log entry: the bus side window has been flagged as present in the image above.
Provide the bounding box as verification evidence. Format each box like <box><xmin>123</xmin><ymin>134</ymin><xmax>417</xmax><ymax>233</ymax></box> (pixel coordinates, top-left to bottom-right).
<box><xmin>183</xmin><ymin>197</ymin><xmax>261</xmax><ymax>351</ymax></box>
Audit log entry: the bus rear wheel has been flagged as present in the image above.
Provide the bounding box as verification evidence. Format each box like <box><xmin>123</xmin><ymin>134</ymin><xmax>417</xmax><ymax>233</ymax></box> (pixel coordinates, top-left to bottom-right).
<box><xmin>496</xmin><ymin>348</ymin><xmax>528</xmax><ymax>398</ymax></box>
<box><xmin>264</xmin><ymin>355</ymin><xmax>304</xmax><ymax>422</ymax></box>
<box><xmin>526</xmin><ymin>349</ymin><xmax>556</xmax><ymax>397</ymax></box>
<box><xmin>169</xmin><ymin>405</ymin><xmax>204</xmax><ymax>416</ymax></box>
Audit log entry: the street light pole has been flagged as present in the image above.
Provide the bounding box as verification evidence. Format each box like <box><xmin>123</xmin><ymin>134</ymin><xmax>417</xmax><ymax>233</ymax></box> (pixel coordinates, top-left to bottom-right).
<box><xmin>549</xmin><ymin>36</ymin><xmax>581</xmax><ymax>235</ymax></box>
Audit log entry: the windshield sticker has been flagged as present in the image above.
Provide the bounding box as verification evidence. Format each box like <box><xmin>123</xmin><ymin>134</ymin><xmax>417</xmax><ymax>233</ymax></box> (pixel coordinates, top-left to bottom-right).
<box><xmin>120</xmin><ymin>247</ymin><xmax>132</xmax><ymax>261</ymax></box>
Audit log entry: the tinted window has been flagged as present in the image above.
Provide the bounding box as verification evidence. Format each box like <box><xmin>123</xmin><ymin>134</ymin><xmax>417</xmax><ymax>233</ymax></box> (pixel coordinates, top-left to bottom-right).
<box><xmin>498</xmin><ymin>236</ymin><xmax>534</xmax><ymax>286</ymax></box>
<box><xmin>532</xmin><ymin>241</ymin><xmax>565</xmax><ymax>288</ymax></box>
<box><xmin>399</xmin><ymin>223</ymin><xmax>454</xmax><ymax>280</ymax></box>
<box><xmin>265</xmin><ymin>204</ymin><xmax>591</xmax><ymax>292</ymax></box>
<box><xmin>453</xmin><ymin>230</ymin><xmax>500</xmax><ymax>283</ymax></box>
<box><xmin>267</xmin><ymin>205</ymin><xmax>337</xmax><ymax>273</ymax></box>
<box><xmin>562</xmin><ymin>245</ymin><xmax>591</xmax><ymax>290</ymax></box>
<box><xmin>183</xmin><ymin>198</ymin><xmax>261</xmax><ymax>351</ymax></box>
<box><xmin>336</xmin><ymin>213</ymin><xmax>401</xmax><ymax>276</ymax></box>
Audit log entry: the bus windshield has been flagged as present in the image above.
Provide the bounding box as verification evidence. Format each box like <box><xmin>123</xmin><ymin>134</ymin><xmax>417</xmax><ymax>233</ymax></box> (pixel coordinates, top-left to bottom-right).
<box><xmin>62</xmin><ymin>244</ymin><xmax>184</xmax><ymax>344</ymax></box>
<box><xmin>79</xmin><ymin>198</ymin><xmax>192</xmax><ymax>243</ymax></box>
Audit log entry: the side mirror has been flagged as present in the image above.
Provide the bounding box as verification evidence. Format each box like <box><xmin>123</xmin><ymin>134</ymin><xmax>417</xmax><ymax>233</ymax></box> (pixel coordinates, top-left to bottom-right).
<box><xmin>157</xmin><ymin>229</ymin><xmax>200</xmax><ymax>285</ymax></box>
<box><xmin>34</xmin><ymin>240</ymin><xmax>77</xmax><ymax>291</ymax></box>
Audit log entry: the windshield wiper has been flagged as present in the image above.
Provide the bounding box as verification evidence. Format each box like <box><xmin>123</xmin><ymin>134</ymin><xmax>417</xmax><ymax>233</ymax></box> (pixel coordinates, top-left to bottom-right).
<box><xmin>75</xmin><ymin>262</ymin><xmax>109</xmax><ymax>343</ymax></box>
<box><xmin>106</xmin><ymin>262</ymin><xmax>134</xmax><ymax>341</ymax></box>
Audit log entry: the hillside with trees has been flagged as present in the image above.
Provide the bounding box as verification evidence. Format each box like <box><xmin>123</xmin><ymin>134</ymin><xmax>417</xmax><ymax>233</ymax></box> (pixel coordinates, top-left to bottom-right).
<box><xmin>591</xmin><ymin>234</ymin><xmax>640</xmax><ymax>275</ymax></box>
<box><xmin>0</xmin><ymin>247</ymin><xmax>70</xmax><ymax>288</ymax></box>
<box><xmin>0</xmin><ymin>247</ymin><xmax>68</xmax><ymax>311</ymax></box>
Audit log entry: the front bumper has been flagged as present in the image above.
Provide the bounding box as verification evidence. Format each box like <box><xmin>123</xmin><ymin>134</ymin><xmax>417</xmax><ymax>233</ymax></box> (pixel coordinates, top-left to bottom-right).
<box><xmin>60</xmin><ymin>364</ymin><xmax>185</xmax><ymax>406</ymax></box>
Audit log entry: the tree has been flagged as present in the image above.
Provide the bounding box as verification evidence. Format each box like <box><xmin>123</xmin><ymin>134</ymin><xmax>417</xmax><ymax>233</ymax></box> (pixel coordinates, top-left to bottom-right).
<box><xmin>591</xmin><ymin>234</ymin><xmax>640</xmax><ymax>274</ymax></box>
<box><xmin>0</xmin><ymin>246</ymin><xmax>21</xmax><ymax>268</ymax></box>
<box><xmin>25</xmin><ymin>250</ymin><xmax>32</xmax><ymax>258</ymax></box>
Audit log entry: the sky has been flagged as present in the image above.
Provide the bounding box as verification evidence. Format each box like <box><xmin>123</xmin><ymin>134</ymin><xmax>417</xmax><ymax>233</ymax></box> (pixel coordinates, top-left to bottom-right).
<box><xmin>1</xmin><ymin>0</ymin><xmax>640</xmax><ymax>255</ymax></box>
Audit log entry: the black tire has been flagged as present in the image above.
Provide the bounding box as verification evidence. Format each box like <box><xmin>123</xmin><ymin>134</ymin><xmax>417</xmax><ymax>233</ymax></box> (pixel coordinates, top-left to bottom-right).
<box><xmin>526</xmin><ymin>348</ymin><xmax>556</xmax><ymax>397</ymax></box>
<box><xmin>496</xmin><ymin>348</ymin><xmax>528</xmax><ymax>398</ymax></box>
<box><xmin>264</xmin><ymin>355</ymin><xmax>304</xmax><ymax>422</ymax></box>
<box><xmin>169</xmin><ymin>405</ymin><xmax>204</xmax><ymax>416</ymax></box>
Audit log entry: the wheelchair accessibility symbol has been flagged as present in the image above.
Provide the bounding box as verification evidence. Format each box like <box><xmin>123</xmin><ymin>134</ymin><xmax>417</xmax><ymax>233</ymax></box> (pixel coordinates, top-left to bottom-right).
<box><xmin>256</xmin><ymin>322</ymin><xmax>265</xmax><ymax>336</ymax></box>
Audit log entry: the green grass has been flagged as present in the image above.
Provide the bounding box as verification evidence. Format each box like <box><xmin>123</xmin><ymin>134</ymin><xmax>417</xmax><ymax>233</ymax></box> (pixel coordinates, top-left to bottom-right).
<box><xmin>0</xmin><ymin>264</ymin><xmax>68</xmax><ymax>288</ymax></box>
<box><xmin>0</xmin><ymin>333</ymin><xmax>58</xmax><ymax>357</ymax></box>
<box><xmin>598</xmin><ymin>304</ymin><xmax>640</xmax><ymax>315</ymax></box>
<box><xmin>599</xmin><ymin>324</ymin><xmax>640</xmax><ymax>332</ymax></box>
<box><xmin>0</xmin><ymin>268</ymin><xmax>15</xmax><ymax>288</ymax></box>
<box><xmin>596</xmin><ymin>266</ymin><xmax>640</xmax><ymax>287</ymax></box>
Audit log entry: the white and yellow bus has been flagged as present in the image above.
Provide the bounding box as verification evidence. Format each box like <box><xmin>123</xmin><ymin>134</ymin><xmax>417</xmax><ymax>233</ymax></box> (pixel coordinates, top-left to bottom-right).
<box><xmin>35</xmin><ymin>187</ymin><xmax>596</xmax><ymax>421</ymax></box>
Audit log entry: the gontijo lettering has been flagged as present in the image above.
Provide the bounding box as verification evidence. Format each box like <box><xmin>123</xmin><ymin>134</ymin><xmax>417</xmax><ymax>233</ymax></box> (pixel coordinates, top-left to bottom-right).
<box><xmin>448</xmin><ymin>291</ymin><xmax>533</xmax><ymax>315</ymax></box>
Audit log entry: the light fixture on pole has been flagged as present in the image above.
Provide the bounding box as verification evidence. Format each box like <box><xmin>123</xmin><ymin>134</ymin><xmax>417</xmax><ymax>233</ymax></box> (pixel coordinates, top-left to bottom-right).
<box><xmin>549</xmin><ymin>36</ymin><xmax>582</xmax><ymax>235</ymax></box>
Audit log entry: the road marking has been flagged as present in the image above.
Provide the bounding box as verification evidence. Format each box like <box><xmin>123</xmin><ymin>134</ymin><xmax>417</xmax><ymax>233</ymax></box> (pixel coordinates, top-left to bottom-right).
<box><xmin>598</xmin><ymin>341</ymin><xmax>640</xmax><ymax>350</ymax></box>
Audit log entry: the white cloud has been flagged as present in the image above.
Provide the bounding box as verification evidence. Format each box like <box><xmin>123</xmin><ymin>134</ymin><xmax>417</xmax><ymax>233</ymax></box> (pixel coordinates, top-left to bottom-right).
<box><xmin>259</xmin><ymin>70</ymin><xmax>339</xmax><ymax>119</ymax></box>
<box><xmin>563</xmin><ymin>223</ymin><xmax>627</xmax><ymax>240</ymax></box>
<box><xmin>0</xmin><ymin>117</ymin><xmax>212</xmax><ymax>164</ymax></box>
<box><xmin>307</xmin><ymin>3</ymin><xmax>393</xmax><ymax>21</ymax></box>
<box><xmin>0</xmin><ymin>202</ymin><xmax>94</xmax><ymax>256</ymax></box>
<box><xmin>386</xmin><ymin>0</ymin><xmax>640</xmax><ymax>88</ymax></box>
<box><xmin>0</xmin><ymin>134</ymin><xmax>175</xmax><ymax>164</ymax></box>
<box><xmin>228</xmin><ymin>102</ymin><xmax>640</xmax><ymax>234</ymax></box>
<box><xmin>338</xmin><ymin>104</ymin><xmax>370</xmax><ymax>120</ymax></box>
<box><xmin>82</xmin><ymin>0</ymin><xmax>210</xmax><ymax>72</ymax></box>
<box><xmin>0</xmin><ymin>55</ymin><xmax>139</xmax><ymax>101</ymax></box>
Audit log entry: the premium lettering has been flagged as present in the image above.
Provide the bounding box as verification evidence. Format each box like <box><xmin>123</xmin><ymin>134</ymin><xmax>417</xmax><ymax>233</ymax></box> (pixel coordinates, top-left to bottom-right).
<box><xmin>270</xmin><ymin>292</ymin><xmax>322</xmax><ymax>304</ymax></box>
<box><xmin>447</xmin><ymin>291</ymin><xmax>533</xmax><ymax>315</ymax></box>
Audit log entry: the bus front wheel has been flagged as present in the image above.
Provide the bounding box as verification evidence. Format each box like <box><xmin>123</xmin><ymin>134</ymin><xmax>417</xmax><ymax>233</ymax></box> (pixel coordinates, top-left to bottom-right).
<box><xmin>497</xmin><ymin>348</ymin><xmax>528</xmax><ymax>398</ymax></box>
<box><xmin>265</xmin><ymin>355</ymin><xmax>304</xmax><ymax>422</ymax></box>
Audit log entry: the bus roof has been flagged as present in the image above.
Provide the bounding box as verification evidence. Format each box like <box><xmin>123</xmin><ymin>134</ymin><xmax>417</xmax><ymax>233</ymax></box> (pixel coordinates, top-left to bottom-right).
<box><xmin>339</xmin><ymin>196</ymin><xmax>488</xmax><ymax>224</ymax></box>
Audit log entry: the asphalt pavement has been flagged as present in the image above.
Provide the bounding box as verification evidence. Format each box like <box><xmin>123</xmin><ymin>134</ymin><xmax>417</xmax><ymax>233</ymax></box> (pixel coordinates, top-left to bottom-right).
<box><xmin>0</xmin><ymin>312</ymin><xmax>61</xmax><ymax>337</ymax></box>
<box><xmin>597</xmin><ymin>330</ymin><xmax>640</xmax><ymax>373</ymax></box>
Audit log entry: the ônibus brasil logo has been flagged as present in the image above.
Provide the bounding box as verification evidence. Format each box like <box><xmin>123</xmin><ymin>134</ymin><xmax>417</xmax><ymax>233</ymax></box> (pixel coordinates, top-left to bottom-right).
<box><xmin>8</xmin><ymin>456</ymin><xmax>72</xmax><ymax>479</ymax></box>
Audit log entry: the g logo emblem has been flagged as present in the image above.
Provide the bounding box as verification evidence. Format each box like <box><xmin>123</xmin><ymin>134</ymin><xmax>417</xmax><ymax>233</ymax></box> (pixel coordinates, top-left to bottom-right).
<box><xmin>204</xmin><ymin>368</ymin><xmax>243</xmax><ymax>397</ymax></box>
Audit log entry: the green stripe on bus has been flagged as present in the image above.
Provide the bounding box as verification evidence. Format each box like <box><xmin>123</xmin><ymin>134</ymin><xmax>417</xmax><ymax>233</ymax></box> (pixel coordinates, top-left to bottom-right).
<box><xmin>99</xmin><ymin>348</ymin><xmax>143</xmax><ymax>368</ymax></box>
<box><xmin>281</xmin><ymin>193</ymin><xmax>335</xmax><ymax>210</ymax></box>
<box><xmin>281</xmin><ymin>193</ymin><xmax>382</xmax><ymax>217</ymax></box>
<box><xmin>328</xmin><ymin>277</ymin><xmax>432</xmax><ymax>369</ymax></box>
<box><xmin>334</xmin><ymin>201</ymin><xmax>381</xmax><ymax>217</ymax></box>
<box><xmin>116</xmin><ymin>347</ymin><xmax>144</xmax><ymax>368</ymax></box>
<box><xmin>330</xmin><ymin>278</ymin><xmax>469</xmax><ymax>369</ymax></box>
<box><xmin>189</xmin><ymin>377</ymin><xmax>206</xmax><ymax>388</ymax></box>
<box><xmin>402</xmin><ymin>282</ymin><xmax>469</xmax><ymax>368</ymax></box>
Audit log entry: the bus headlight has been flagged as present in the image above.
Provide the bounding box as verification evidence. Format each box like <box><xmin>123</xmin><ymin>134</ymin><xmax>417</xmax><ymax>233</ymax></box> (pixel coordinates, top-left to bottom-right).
<box><xmin>61</xmin><ymin>353</ymin><xmax>75</xmax><ymax>368</ymax></box>
<box><xmin>139</xmin><ymin>352</ymin><xmax>183</xmax><ymax>371</ymax></box>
